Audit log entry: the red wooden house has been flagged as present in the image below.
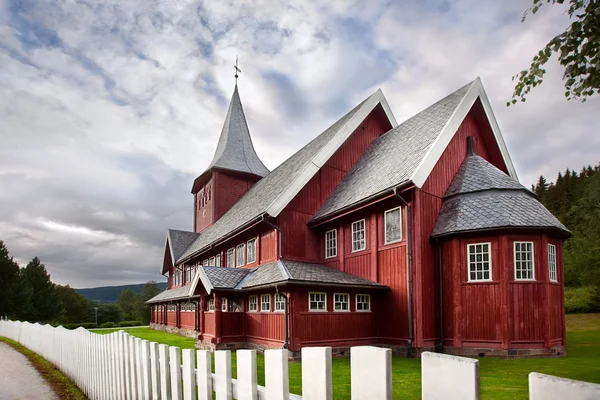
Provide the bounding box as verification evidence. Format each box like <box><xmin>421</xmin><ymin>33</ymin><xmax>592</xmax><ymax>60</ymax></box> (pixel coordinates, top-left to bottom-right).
<box><xmin>148</xmin><ymin>79</ymin><xmax>569</xmax><ymax>357</ymax></box>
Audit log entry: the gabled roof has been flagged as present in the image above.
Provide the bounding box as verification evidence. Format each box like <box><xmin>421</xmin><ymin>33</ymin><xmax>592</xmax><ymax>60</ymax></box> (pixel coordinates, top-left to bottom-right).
<box><xmin>204</xmin><ymin>84</ymin><xmax>270</xmax><ymax>178</ymax></box>
<box><xmin>178</xmin><ymin>89</ymin><xmax>397</xmax><ymax>262</ymax></box>
<box><xmin>312</xmin><ymin>78</ymin><xmax>518</xmax><ymax>223</ymax></box>
<box><xmin>187</xmin><ymin>260</ymin><xmax>386</xmax><ymax>296</ymax></box>
<box><xmin>432</xmin><ymin>155</ymin><xmax>569</xmax><ymax>238</ymax></box>
<box><xmin>162</xmin><ymin>229</ymin><xmax>200</xmax><ymax>274</ymax></box>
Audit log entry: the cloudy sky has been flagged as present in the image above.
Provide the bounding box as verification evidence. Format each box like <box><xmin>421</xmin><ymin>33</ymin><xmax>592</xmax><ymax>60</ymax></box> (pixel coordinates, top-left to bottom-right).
<box><xmin>1</xmin><ymin>0</ymin><xmax>598</xmax><ymax>288</ymax></box>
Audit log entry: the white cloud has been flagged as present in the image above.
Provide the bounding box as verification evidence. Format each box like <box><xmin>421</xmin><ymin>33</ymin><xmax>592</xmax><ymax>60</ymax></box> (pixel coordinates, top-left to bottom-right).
<box><xmin>0</xmin><ymin>0</ymin><xmax>597</xmax><ymax>287</ymax></box>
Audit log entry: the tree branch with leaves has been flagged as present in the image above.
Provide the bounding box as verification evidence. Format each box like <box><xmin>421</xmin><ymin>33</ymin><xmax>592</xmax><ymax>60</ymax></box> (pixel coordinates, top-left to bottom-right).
<box><xmin>509</xmin><ymin>0</ymin><xmax>600</xmax><ymax>106</ymax></box>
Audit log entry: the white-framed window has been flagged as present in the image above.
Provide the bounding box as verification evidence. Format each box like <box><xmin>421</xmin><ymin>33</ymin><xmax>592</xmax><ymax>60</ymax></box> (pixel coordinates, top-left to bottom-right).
<box><xmin>249</xmin><ymin>295</ymin><xmax>258</xmax><ymax>312</ymax></box>
<box><xmin>247</xmin><ymin>238</ymin><xmax>257</xmax><ymax>264</ymax></box>
<box><xmin>236</xmin><ymin>244</ymin><xmax>245</xmax><ymax>267</ymax></box>
<box><xmin>352</xmin><ymin>219</ymin><xmax>366</xmax><ymax>252</ymax></box>
<box><xmin>467</xmin><ymin>243</ymin><xmax>492</xmax><ymax>281</ymax></box>
<box><xmin>514</xmin><ymin>241</ymin><xmax>535</xmax><ymax>280</ymax></box>
<box><xmin>309</xmin><ymin>292</ymin><xmax>326</xmax><ymax>312</ymax></box>
<box><xmin>191</xmin><ymin>302</ymin><xmax>196</xmax><ymax>312</ymax></box>
<box><xmin>216</xmin><ymin>254</ymin><xmax>221</xmax><ymax>267</ymax></box>
<box><xmin>325</xmin><ymin>229</ymin><xmax>337</xmax><ymax>258</ymax></box>
<box><xmin>261</xmin><ymin>294</ymin><xmax>271</xmax><ymax>312</ymax></box>
<box><xmin>548</xmin><ymin>244</ymin><xmax>557</xmax><ymax>282</ymax></box>
<box><xmin>274</xmin><ymin>293</ymin><xmax>286</xmax><ymax>312</ymax></box>
<box><xmin>221</xmin><ymin>298</ymin><xmax>227</xmax><ymax>312</ymax></box>
<box><xmin>384</xmin><ymin>207</ymin><xmax>402</xmax><ymax>244</ymax></box>
<box><xmin>203</xmin><ymin>259</ymin><xmax>208</xmax><ymax>266</ymax></box>
<box><xmin>227</xmin><ymin>248</ymin><xmax>235</xmax><ymax>268</ymax></box>
<box><xmin>209</xmin><ymin>256</ymin><xmax>215</xmax><ymax>266</ymax></box>
<box><xmin>334</xmin><ymin>293</ymin><xmax>349</xmax><ymax>312</ymax></box>
<box><xmin>208</xmin><ymin>298</ymin><xmax>215</xmax><ymax>311</ymax></box>
<box><xmin>356</xmin><ymin>294</ymin><xmax>371</xmax><ymax>312</ymax></box>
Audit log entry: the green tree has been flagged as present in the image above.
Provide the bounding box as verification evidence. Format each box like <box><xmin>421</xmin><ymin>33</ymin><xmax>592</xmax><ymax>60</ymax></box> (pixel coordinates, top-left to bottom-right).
<box><xmin>0</xmin><ymin>240</ymin><xmax>20</xmax><ymax>317</ymax></box>
<box><xmin>115</xmin><ymin>288</ymin><xmax>136</xmax><ymax>320</ymax></box>
<box><xmin>21</xmin><ymin>257</ymin><xmax>64</xmax><ymax>322</ymax></box>
<box><xmin>56</xmin><ymin>285</ymin><xmax>88</xmax><ymax>324</ymax></box>
<box><xmin>509</xmin><ymin>0</ymin><xmax>600</xmax><ymax>105</ymax></box>
<box><xmin>133</xmin><ymin>281</ymin><xmax>162</xmax><ymax>324</ymax></box>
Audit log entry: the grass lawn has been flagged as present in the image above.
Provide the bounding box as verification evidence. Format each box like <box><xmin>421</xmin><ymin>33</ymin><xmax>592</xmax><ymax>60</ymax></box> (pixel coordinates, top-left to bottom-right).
<box><xmin>95</xmin><ymin>313</ymin><xmax>600</xmax><ymax>399</ymax></box>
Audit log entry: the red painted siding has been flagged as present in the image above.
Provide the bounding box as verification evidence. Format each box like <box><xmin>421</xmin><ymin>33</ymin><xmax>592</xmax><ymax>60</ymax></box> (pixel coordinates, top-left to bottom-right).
<box><xmin>260</xmin><ymin>229</ymin><xmax>278</xmax><ymax>263</ymax></box>
<box><xmin>213</xmin><ymin>171</ymin><xmax>260</xmax><ymax>223</ymax></box>
<box><xmin>203</xmin><ymin>312</ymin><xmax>215</xmax><ymax>337</ymax></box>
<box><xmin>221</xmin><ymin>313</ymin><xmax>245</xmax><ymax>340</ymax></box>
<box><xmin>195</xmin><ymin>177</ymin><xmax>214</xmax><ymax>233</ymax></box>
<box><xmin>246</xmin><ymin>313</ymin><xmax>285</xmax><ymax>344</ymax></box>
<box><xmin>378</xmin><ymin>244</ymin><xmax>409</xmax><ymax>342</ymax></box>
<box><xmin>180</xmin><ymin>310</ymin><xmax>195</xmax><ymax>330</ymax></box>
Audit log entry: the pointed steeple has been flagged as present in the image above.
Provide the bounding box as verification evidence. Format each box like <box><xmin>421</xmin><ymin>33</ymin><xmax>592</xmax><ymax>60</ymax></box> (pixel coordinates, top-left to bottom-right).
<box><xmin>204</xmin><ymin>85</ymin><xmax>270</xmax><ymax>177</ymax></box>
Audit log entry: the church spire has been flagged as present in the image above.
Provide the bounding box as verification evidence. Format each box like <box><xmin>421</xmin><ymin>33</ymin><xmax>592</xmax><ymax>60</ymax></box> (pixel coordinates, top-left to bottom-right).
<box><xmin>204</xmin><ymin>84</ymin><xmax>270</xmax><ymax>178</ymax></box>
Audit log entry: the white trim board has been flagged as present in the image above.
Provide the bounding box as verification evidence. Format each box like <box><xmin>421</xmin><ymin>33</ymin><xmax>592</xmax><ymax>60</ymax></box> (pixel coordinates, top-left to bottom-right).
<box><xmin>265</xmin><ymin>89</ymin><xmax>397</xmax><ymax>217</ymax></box>
<box><xmin>410</xmin><ymin>77</ymin><xmax>518</xmax><ymax>188</ymax></box>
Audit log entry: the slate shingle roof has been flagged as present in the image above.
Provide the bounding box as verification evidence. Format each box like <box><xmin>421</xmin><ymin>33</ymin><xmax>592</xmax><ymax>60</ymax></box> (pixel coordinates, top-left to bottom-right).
<box><xmin>312</xmin><ymin>81</ymin><xmax>473</xmax><ymax>222</ymax></box>
<box><xmin>205</xmin><ymin>85</ymin><xmax>270</xmax><ymax>177</ymax></box>
<box><xmin>432</xmin><ymin>155</ymin><xmax>569</xmax><ymax>238</ymax></box>
<box><xmin>179</xmin><ymin>97</ymin><xmax>370</xmax><ymax>262</ymax></box>
<box><xmin>283</xmin><ymin>261</ymin><xmax>386</xmax><ymax>287</ymax></box>
<box><xmin>444</xmin><ymin>155</ymin><xmax>524</xmax><ymax>197</ymax></box>
<box><xmin>146</xmin><ymin>285</ymin><xmax>190</xmax><ymax>303</ymax></box>
<box><xmin>203</xmin><ymin>266</ymin><xmax>251</xmax><ymax>289</ymax></box>
<box><xmin>168</xmin><ymin>229</ymin><xmax>200</xmax><ymax>262</ymax></box>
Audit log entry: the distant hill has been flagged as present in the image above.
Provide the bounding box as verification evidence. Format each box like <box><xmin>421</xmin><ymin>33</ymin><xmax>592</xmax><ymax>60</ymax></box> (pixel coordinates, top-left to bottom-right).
<box><xmin>76</xmin><ymin>282</ymin><xmax>167</xmax><ymax>304</ymax></box>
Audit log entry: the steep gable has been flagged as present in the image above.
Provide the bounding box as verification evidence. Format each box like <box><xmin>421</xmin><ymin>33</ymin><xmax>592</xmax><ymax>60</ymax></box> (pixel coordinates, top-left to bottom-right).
<box><xmin>178</xmin><ymin>89</ymin><xmax>397</xmax><ymax>263</ymax></box>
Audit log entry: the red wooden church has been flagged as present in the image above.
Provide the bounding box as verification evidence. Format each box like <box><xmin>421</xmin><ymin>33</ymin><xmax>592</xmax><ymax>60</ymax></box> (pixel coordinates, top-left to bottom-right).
<box><xmin>148</xmin><ymin>78</ymin><xmax>569</xmax><ymax>357</ymax></box>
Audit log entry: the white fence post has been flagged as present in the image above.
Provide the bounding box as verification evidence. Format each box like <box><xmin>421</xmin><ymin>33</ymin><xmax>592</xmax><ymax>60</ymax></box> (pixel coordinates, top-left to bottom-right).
<box><xmin>159</xmin><ymin>344</ymin><xmax>171</xmax><ymax>400</ymax></box>
<box><xmin>196</xmin><ymin>350</ymin><xmax>212</xmax><ymax>400</ymax></box>
<box><xmin>302</xmin><ymin>347</ymin><xmax>332</xmax><ymax>400</ymax></box>
<box><xmin>215</xmin><ymin>350</ymin><xmax>232</xmax><ymax>400</ymax></box>
<box><xmin>182</xmin><ymin>349</ymin><xmax>196</xmax><ymax>400</ymax></box>
<box><xmin>529</xmin><ymin>372</ymin><xmax>600</xmax><ymax>400</ymax></box>
<box><xmin>169</xmin><ymin>346</ymin><xmax>182</xmax><ymax>400</ymax></box>
<box><xmin>129</xmin><ymin>334</ymin><xmax>138</xmax><ymax>399</ymax></box>
<box><xmin>150</xmin><ymin>342</ymin><xmax>161</xmax><ymax>400</ymax></box>
<box><xmin>351</xmin><ymin>346</ymin><xmax>391</xmax><ymax>400</ymax></box>
<box><xmin>237</xmin><ymin>350</ymin><xmax>258</xmax><ymax>400</ymax></box>
<box><xmin>141</xmin><ymin>340</ymin><xmax>152</xmax><ymax>400</ymax></box>
<box><xmin>265</xmin><ymin>349</ymin><xmax>289</xmax><ymax>400</ymax></box>
<box><xmin>421</xmin><ymin>352</ymin><xmax>479</xmax><ymax>400</ymax></box>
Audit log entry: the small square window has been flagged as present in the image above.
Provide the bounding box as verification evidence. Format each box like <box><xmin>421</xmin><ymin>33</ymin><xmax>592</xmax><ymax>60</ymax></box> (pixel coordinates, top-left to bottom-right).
<box><xmin>356</xmin><ymin>294</ymin><xmax>371</xmax><ymax>312</ymax></box>
<box><xmin>208</xmin><ymin>298</ymin><xmax>215</xmax><ymax>311</ymax></box>
<box><xmin>514</xmin><ymin>242</ymin><xmax>535</xmax><ymax>280</ymax></box>
<box><xmin>309</xmin><ymin>292</ymin><xmax>326</xmax><ymax>311</ymax></box>
<box><xmin>261</xmin><ymin>294</ymin><xmax>271</xmax><ymax>312</ymax></box>
<box><xmin>334</xmin><ymin>293</ymin><xmax>349</xmax><ymax>312</ymax></box>
<box><xmin>352</xmin><ymin>220</ymin><xmax>366</xmax><ymax>252</ymax></box>
<box><xmin>247</xmin><ymin>238</ymin><xmax>257</xmax><ymax>264</ymax></box>
<box><xmin>236</xmin><ymin>244</ymin><xmax>245</xmax><ymax>267</ymax></box>
<box><xmin>249</xmin><ymin>295</ymin><xmax>258</xmax><ymax>312</ymax></box>
<box><xmin>325</xmin><ymin>229</ymin><xmax>337</xmax><ymax>258</ymax></box>
<box><xmin>275</xmin><ymin>293</ymin><xmax>286</xmax><ymax>312</ymax></box>
<box><xmin>467</xmin><ymin>243</ymin><xmax>492</xmax><ymax>281</ymax></box>
<box><xmin>384</xmin><ymin>207</ymin><xmax>402</xmax><ymax>244</ymax></box>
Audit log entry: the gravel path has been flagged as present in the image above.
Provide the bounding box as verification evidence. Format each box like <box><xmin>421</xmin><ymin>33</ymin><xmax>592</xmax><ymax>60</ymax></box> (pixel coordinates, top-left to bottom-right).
<box><xmin>0</xmin><ymin>342</ymin><xmax>59</xmax><ymax>400</ymax></box>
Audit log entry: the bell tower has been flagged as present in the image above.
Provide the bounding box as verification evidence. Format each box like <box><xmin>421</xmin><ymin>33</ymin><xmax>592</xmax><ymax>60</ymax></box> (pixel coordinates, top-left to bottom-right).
<box><xmin>191</xmin><ymin>79</ymin><xmax>269</xmax><ymax>233</ymax></box>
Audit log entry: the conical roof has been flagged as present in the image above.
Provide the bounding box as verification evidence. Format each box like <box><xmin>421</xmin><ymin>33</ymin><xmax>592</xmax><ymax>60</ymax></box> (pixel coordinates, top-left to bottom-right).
<box><xmin>432</xmin><ymin>153</ymin><xmax>570</xmax><ymax>238</ymax></box>
<box><xmin>204</xmin><ymin>85</ymin><xmax>270</xmax><ymax>177</ymax></box>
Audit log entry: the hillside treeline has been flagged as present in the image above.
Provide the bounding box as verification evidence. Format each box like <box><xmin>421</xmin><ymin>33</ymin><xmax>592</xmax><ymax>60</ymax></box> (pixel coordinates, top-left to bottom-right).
<box><xmin>533</xmin><ymin>163</ymin><xmax>600</xmax><ymax>311</ymax></box>
<box><xmin>0</xmin><ymin>240</ymin><xmax>161</xmax><ymax>326</ymax></box>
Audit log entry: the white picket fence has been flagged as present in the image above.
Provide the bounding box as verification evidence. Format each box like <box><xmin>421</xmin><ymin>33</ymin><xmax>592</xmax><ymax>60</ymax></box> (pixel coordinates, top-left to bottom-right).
<box><xmin>1</xmin><ymin>320</ymin><xmax>600</xmax><ymax>400</ymax></box>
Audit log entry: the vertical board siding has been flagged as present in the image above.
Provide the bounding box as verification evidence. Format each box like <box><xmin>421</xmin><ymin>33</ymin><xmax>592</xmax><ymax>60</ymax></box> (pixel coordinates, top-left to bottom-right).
<box><xmin>280</xmin><ymin>109</ymin><xmax>392</xmax><ymax>264</ymax></box>
<box><xmin>213</xmin><ymin>171</ymin><xmax>259</xmax><ymax>224</ymax></box>
<box><xmin>246</xmin><ymin>313</ymin><xmax>285</xmax><ymax>342</ymax></box>
<box><xmin>416</xmin><ymin>109</ymin><xmax>505</xmax><ymax>346</ymax></box>
<box><xmin>298</xmin><ymin>313</ymin><xmax>378</xmax><ymax>345</ymax></box>
<box><xmin>511</xmin><ymin>284</ymin><xmax>545</xmax><ymax>342</ymax></box>
<box><xmin>461</xmin><ymin>284</ymin><xmax>501</xmax><ymax>341</ymax></box>
<box><xmin>378</xmin><ymin>245</ymin><xmax>408</xmax><ymax>341</ymax></box>
<box><xmin>221</xmin><ymin>313</ymin><xmax>245</xmax><ymax>338</ymax></box>
<box><xmin>260</xmin><ymin>229</ymin><xmax>278</xmax><ymax>263</ymax></box>
<box><xmin>167</xmin><ymin>310</ymin><xmax>176</xmax><ymax>326</ymax></box>
<box><xmin>344</xmin><ymin>254</ymin><xmax>371</xmax><ymax>280</ymax></box>
<box><xmin>180</xmin><ymin>312</ymin><xmax>195</xmax><ymax>330</ymax></box>
<box><xmin>203</xmin><ymin>313</ymin><xmax>215</xmax><ymax>337</ymax></box>
<box><xmin>195</xmin><ymin>177</ymin><xmax>214</xmax><ymax>233</ymax></box>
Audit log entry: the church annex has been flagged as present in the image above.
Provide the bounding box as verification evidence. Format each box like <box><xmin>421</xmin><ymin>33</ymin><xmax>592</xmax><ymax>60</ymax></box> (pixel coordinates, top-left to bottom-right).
<box><xmin>147</xmin><ymin>78</ymin><xmax>569</xmax><ymax>358</ymax></box>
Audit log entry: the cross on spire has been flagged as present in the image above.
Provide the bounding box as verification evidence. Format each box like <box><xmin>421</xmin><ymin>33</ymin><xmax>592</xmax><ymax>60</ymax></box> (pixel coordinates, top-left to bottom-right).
<box><xmin>234</xmin><ymin>56</ymin><xmax>241</xmax><ymax>84</ymax></box>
